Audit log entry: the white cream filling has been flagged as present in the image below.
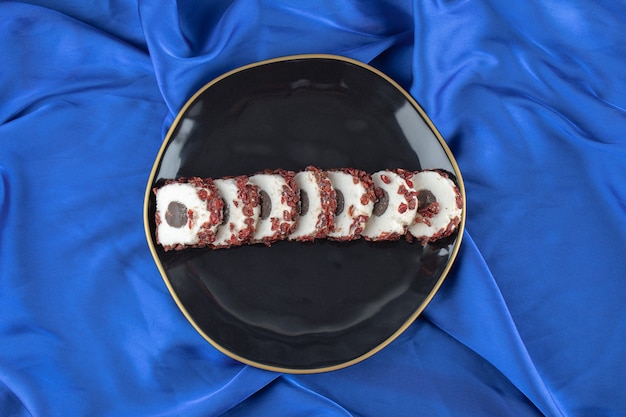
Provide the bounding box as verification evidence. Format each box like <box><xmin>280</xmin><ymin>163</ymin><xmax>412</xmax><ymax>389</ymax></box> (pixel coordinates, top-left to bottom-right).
<box><xmin>407</xmin><ymin>171</ymin><xmax>462</xmax><ymax>240</ymax></box>
<box><xmin>362</xmin><ymin>170</ymin><xmax>417</xmax><ymax>240</ymax></box>
<box><xmin>289</xmin><ymin>170</ymin><xmax>323</xmax><ymax>240</ymax></box>
<box><xmin>155</xmin><ymin>182</ymin><xmax>213</xmax><ymax>247</ymax></box>
<box><xmin>326</xmin><ymin>170</ymin><xmax>373</xmax><ymax>239</ymax></box>
<box><xmin>212</xmin><ymin>178</ymin><xmax>259</xmax><ymax>247</ymax></box>
<box><xmin>248</xmin><ymin>173</ymin><xmax>296</xmax><ymax>241</ymax></box>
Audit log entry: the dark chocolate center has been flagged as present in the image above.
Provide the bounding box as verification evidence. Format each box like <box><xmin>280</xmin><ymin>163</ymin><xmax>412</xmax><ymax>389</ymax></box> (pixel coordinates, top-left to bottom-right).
<box><xmin>372</xmin><ymin>189</ymin><xmax>389</xmax><ymax>217</ymax></box>
<box><xmin>299</xmin><ymin>190</ymin><xmax>309</xmax><ymax>216</ymax></box>
<box><xmin>165</xmin><ymin>201</ymin><xmax>188</xmax><ymax>228</ymax></box>
<box><xmin>417</xmin><ymin>189</ymin><xmax>437</xmax><ymax>211</ymax></box>
<box><xmin>334</xmin><ymin>189</ymin><xmax>344</xmax><ymax>215</ymax></box>
<box><xmin>221</xmin><ymin>199</ymin><xmax>229</xmax><ymax>225</ymax></box>
<box><xmin>259</xmin><ymin>190</ymin><xmax>271</xmax><ymax>220</ymax></box>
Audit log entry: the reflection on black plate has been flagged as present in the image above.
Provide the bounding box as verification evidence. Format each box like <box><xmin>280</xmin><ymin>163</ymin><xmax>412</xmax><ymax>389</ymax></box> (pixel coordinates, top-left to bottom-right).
<box><xmin>144</xmin><ymin>54</ymin><xmax>465</xmax><ymax>373</ymax></box>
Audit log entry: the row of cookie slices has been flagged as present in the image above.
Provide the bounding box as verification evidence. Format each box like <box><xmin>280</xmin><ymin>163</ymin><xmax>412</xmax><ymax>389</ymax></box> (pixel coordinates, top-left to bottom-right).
<box><xmin>153</xmin><ymin>166</ymin><xmax>462</xmax><ymax>251</ymax></box>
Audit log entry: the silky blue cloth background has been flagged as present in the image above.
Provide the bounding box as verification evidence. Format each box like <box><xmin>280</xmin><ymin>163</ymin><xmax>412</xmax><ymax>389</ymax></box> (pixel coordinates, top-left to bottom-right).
<box><xmin>1</xmin><ymin>1</ymin><xmax>625</xmax><ymax>416</ymax></box>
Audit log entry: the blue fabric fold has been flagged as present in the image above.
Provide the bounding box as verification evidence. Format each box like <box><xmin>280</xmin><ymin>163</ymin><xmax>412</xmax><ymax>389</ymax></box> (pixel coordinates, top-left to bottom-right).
<box><xmin>0</xmin><ymin>379</ymin><xmax>31</xmax><ymax>417</ymax></box>
<box><xmin>423</xmin><ymin>232</ymin><xmax>565</xmax><ymax>416</ymax></box>
<box><xmin>139</xmin><ymin>0</ymin><xmax>414</xmax><ymax>118</ymax></box>
<box><xmin>224</xmin><ymin>376</ymin><xmax>354</xmax><ymax>417</ymax></box>
<box><xmin>1</xmin><ymin>0</ymin><xmax>626</xmax><ymax>416</ymax></box>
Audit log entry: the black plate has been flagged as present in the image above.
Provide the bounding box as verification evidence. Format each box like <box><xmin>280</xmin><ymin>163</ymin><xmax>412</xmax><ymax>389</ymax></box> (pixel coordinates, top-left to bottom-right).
<box><xmin>144</xmin><ymin>54</ymin><xmax>465</xmax><ymax>373</ymax></box>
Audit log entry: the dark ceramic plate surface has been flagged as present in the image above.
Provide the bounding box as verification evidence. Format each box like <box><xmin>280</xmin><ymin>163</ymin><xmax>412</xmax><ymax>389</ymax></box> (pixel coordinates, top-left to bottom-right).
<box><xmin>144</xmin><ymin>54</ymin><xmax>465</xmax><ymax>373</ymax></box>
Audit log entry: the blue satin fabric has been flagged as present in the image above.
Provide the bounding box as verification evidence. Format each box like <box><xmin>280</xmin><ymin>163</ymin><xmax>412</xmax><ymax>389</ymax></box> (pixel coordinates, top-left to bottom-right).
<box><xmin>1</xmin><ymin>1</ymin><xmax>625</xmax><ymax>416</ymax></box>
